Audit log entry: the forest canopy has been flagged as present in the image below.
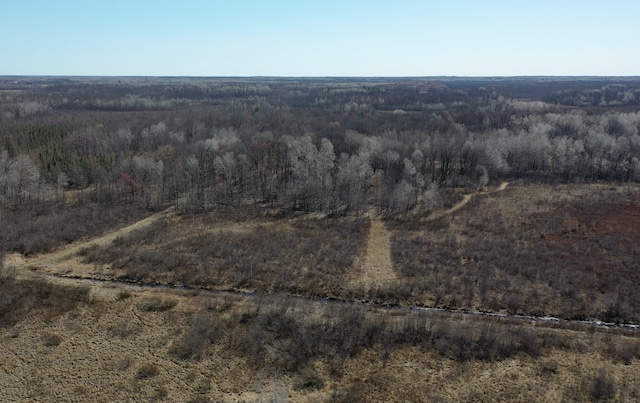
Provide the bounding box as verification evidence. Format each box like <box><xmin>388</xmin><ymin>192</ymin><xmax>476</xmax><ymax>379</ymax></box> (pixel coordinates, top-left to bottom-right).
<box><xmin>1</xmin><ymin>76</ymin><xmax>639</xmax><ymax>215</ymax></box>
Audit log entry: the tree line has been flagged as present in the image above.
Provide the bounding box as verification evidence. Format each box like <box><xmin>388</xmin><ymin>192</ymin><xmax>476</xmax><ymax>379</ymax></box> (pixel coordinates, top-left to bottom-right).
<box><xmin>1</xmin><ymin>77</ymin><xmax>639</xmax><ymax>216</ymax></box>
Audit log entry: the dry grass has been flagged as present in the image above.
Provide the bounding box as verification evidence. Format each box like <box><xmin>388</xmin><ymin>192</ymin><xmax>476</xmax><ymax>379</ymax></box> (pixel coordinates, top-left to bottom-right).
<box><xmin>347</xmin><ymin>219</ymin><xmax>397</xmax><ymax>292</ymax></box>
<box><xmin>389</xmin><ymin>182</ymin><xmax>640</xmax><ymax>322</ymax></box>
<box><xmin>3</xmin><ymin>183</ymin><xmax>640</xmax><ymax>401</ymax></box>
<box><xmin>1</xmin><ymin>201</ymin><xmax>152</xmax><ymax>256</ymax></box>
<box><xmin>79</xmin><ymin>211</ymin><xmax>369</xmax><ymax>297</ymax></box>
<box><xmin>1</xmin><ymin>277</ymin><xmax>640</xmax><ymax>402</ymax></box>
<box><xmin>0</xmin><ymin>273</ymin><xmax>90</xmax><ymax>327</ymax></box>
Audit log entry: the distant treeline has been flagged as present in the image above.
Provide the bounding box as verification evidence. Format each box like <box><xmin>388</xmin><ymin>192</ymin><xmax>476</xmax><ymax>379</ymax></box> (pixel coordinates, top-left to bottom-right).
<box><xmin>1</xmin><ymin>77</ymin><xmax>639</xmax><ymax>214</ymax></box>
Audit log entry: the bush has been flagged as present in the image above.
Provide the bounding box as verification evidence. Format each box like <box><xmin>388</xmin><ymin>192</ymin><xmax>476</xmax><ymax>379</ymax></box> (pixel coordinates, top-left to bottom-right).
<box><xmin>108</xmin><ymin>322</ymin><xmax>142</xmax><ymax>339</ymax></box>
<box><xmin>136</xmin><ymin>363</ymin><xmax>160</xmax><ymax>379</ymax></box>
<box><xmin>591</xmin><ymin>370</ymin><xmax>616</xmax><ymax>402</ymax></box>
<box><xmin>2</xmin><ymin>202</ymin><xmax>152</xmax><ymax>256</ymax></box>
<box><xmin>394</xmin><ymin>314</ymin><xmax>542</xmax><ymax>362</ymax></box>
<box><xmin>83</xmin><ymin>214</ymin><xmax>369</xmax><ymax>297</ymax></box>
<box><xmin>171</xmin><ymin>312</ymin><xmax>226</xmax><ymax>360</ymax></box>
<box><xmin>43</xmin><ymin>333</ymin><xmax>63</xmax><ymax>347</ymax></box>
<box><xmin>0</xmin><ymin>276</ymin><xmax>89</xmax><ymax>327</ymax></box>
<box><xmin>330</xmin><ymin>384</ymin><xmax>366</xmax><ymax>403</ymax></box>
<box><xmin>295</xmin><ymin>370</ymin><xmax>325</xmax><ymax>391</ymax></box>
<box><xmin>538</xmin><ymin>359</ymin><xmax>559</xmax><ymax>376</ymax></box>
<box><xmin>231</xmin><ymin>301</ymin><xmax>546</xmax><ymax>374</ymax></box>
<box><xmin>605</xmin><ymin>338</ymin><xmax>640</xmax><ymax>365</ymax></box>
<box><xmin>229</xmin><ymin>303</ymin><xmax>386</xmax><ymax>373</ymax></box>
<box><xmin>136</xmin><ymin>296</ymin><xmax>177</xmax><ymax>312</ymax></box>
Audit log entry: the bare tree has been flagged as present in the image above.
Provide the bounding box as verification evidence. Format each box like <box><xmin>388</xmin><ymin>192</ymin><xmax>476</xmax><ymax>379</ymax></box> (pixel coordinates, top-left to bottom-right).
<box><xmin>7</xmin><ymin>155</ymin><xmax>40</xmax><ymax>204</ymax></box>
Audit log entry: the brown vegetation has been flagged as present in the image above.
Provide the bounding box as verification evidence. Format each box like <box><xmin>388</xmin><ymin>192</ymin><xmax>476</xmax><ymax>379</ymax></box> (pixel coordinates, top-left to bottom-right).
<box><xmin>0</xmin><ymin>272</ymin><xmax>89</xmax><ymax>327</ymax></box>
<box><xmin>1</xmin><ymin>279</ymin><xmax>640</xmax><ymax>402</ymax></box>
<box><xmin>80</xmin><ymin>210</ymin><xmax>369</xmax><ymax>297</ymax></box>
<box><xmin>1</xmin><ymin>201</ymin><xmax>152</xmax><ymax>256</ymax></box>
<box><xmin>3</xmin><ymin>77</ymin><xmax>640</xmax><ymax>401</ymax></box>
<box><xmin>389</xmin><ymin>183</ymin><xmax>640</xmax><ymax>323</ymax></box>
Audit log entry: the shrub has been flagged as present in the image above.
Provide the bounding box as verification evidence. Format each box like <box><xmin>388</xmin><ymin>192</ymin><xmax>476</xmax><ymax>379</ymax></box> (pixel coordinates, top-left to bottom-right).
<box><xmin>0</xmin><ymin>276</ymin><xmax>89</xmax><ymax>327</ymax></box>
<box><xmin>591</xmin><ymin>370</ymin><xmax>616</xmax><ymax>402</ymax></box>
<box><xmin>171</xmin><ymin>312</ymin><xmax>226</xmax><ymax>360</ymax></box>
<box><xmin>136</xmin><ymin>296</ymin><xmax>177</xmax><ymax>312</ymax></box>
<box><xmin>82</xmin><ymin>214</ymin><xmax>369</xmax><ymax>298</ymax></box>
<box><xmin>232</xmin><ymin>301</ymin><xmax>546</xmax><ymax>374</ymax></box>
<box><xmin>108</xmin><ymin>322</ymin><xmax>142</xmax><ymax>339</ymax></box>
<box><xmin>606</xmin><ymin>339</ymin><xmax>640</xmax><ymax>365</ymax></box>
<box><xmin>331</xmin><ymin>384</ymin><xmax>366</xmax><ymax>403</ymax></box>
<box><xmin>136</xmin><ymin>363</ymin><xmax>160</xmax><ymax>379</ymax></box>
<box><xmin>2</xmin><ymin>202</ymin><xmax>152</xmax><ymax>256</ymax></box>
<box><xmin>43</xmin><ymin>333</ymin><xmax>63</xmax><ymax>347</ymax></box>
<box><xmin>229</xmin><ymin>303</ymin><xmax>387</xmax><ymax>373</ymax></box>
<box><xmin>295</xmin><ymin>370</ymin><xmax>325</xmax><ymax>391</ymax></box>
<box><xmin>538</xmin><ymin>359</ymin><xmax>559</xmax><ymax>376</ymax></box>
<box><xmin>116</xmin><ymin>289</ymin><xmax>132</xmax><ymax>300</ymax></box>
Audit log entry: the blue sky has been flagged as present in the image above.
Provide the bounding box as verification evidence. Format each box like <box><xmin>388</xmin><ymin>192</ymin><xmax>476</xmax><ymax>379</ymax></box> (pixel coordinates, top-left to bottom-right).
<box><xmin>1</xmin><ymin>0</ymin><xmax>638</xmax><ymax>76</ymax></box>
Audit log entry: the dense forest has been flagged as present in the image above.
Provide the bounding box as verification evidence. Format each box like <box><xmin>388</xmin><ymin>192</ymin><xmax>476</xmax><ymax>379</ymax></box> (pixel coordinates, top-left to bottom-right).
<box><xmin>1</xmin><ymin>76</ymin><xmax>640</xmax><ymax>219</ymax></box>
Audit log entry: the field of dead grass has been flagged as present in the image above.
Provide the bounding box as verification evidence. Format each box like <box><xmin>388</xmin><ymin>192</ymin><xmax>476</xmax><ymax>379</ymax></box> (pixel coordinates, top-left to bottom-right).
<box><xmin>74</xmin><ymin>207</ymin><xmax>369</xmax><ymax>298</ymax></box>
<box><xmin>2</xmin><ymin>275</ymin><xmax>640</xmax><ymax>402</ymax></box>
<box><xmin>3</xmin><ymin>182</ymin><xmax>640</xmax><ymax>401</ymax></box>
<box><xmin>389</xmin><ymin>182</ymin><xmax>640</xmax><ymax>322</ymax></box>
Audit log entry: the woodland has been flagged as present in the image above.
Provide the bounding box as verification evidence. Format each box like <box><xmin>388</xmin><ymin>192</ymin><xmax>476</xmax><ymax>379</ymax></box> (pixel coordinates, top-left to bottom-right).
<box><xmin>1</xmin><ymin>76</ymin><xmax>640</xmax><ymax>216</ymax></box>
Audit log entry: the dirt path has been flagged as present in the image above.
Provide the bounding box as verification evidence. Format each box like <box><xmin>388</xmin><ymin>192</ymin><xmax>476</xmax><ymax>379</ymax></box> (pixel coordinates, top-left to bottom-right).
<box><xmin>427</xmin><ymin>193</ymin><xmax>474</xmax><ymax>221</ymax></box>
<box><xmin>347</xmin><ymin>182</ymin><xmax>511</xmax><ymax>290</ymax></box>
<box><xmin>347</xmin><ymin>219</ymin><xmax>397</xmax><ymax>291</ymax></box>
<box><xmin>6</xmin><ymin>208</ymin><xmax>172</xmax><ymax>279</ymax></box>
<box><xmin>426</xmin><ymin>182</ymin><xmax>509</xmax><ymax>222</ymax></box>
<box><xmin>5</xmin><ymin>204</ymin><xmax>289</xmax><ymax>283</ymax></box>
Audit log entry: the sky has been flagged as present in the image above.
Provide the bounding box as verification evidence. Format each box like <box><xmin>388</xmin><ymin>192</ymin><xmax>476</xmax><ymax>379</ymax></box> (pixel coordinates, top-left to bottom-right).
<box><xmin>1</xmin><ymin>0</ymin><xmax>639</xmax><ymax>77</ymax></box>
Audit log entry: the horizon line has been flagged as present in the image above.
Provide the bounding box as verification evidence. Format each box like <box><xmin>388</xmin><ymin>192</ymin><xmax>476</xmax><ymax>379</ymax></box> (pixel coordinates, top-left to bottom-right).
<box><xmin>3</xmin><ymin>74</ymin><xmax>640</xmax><ymax>80</ymax></box>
